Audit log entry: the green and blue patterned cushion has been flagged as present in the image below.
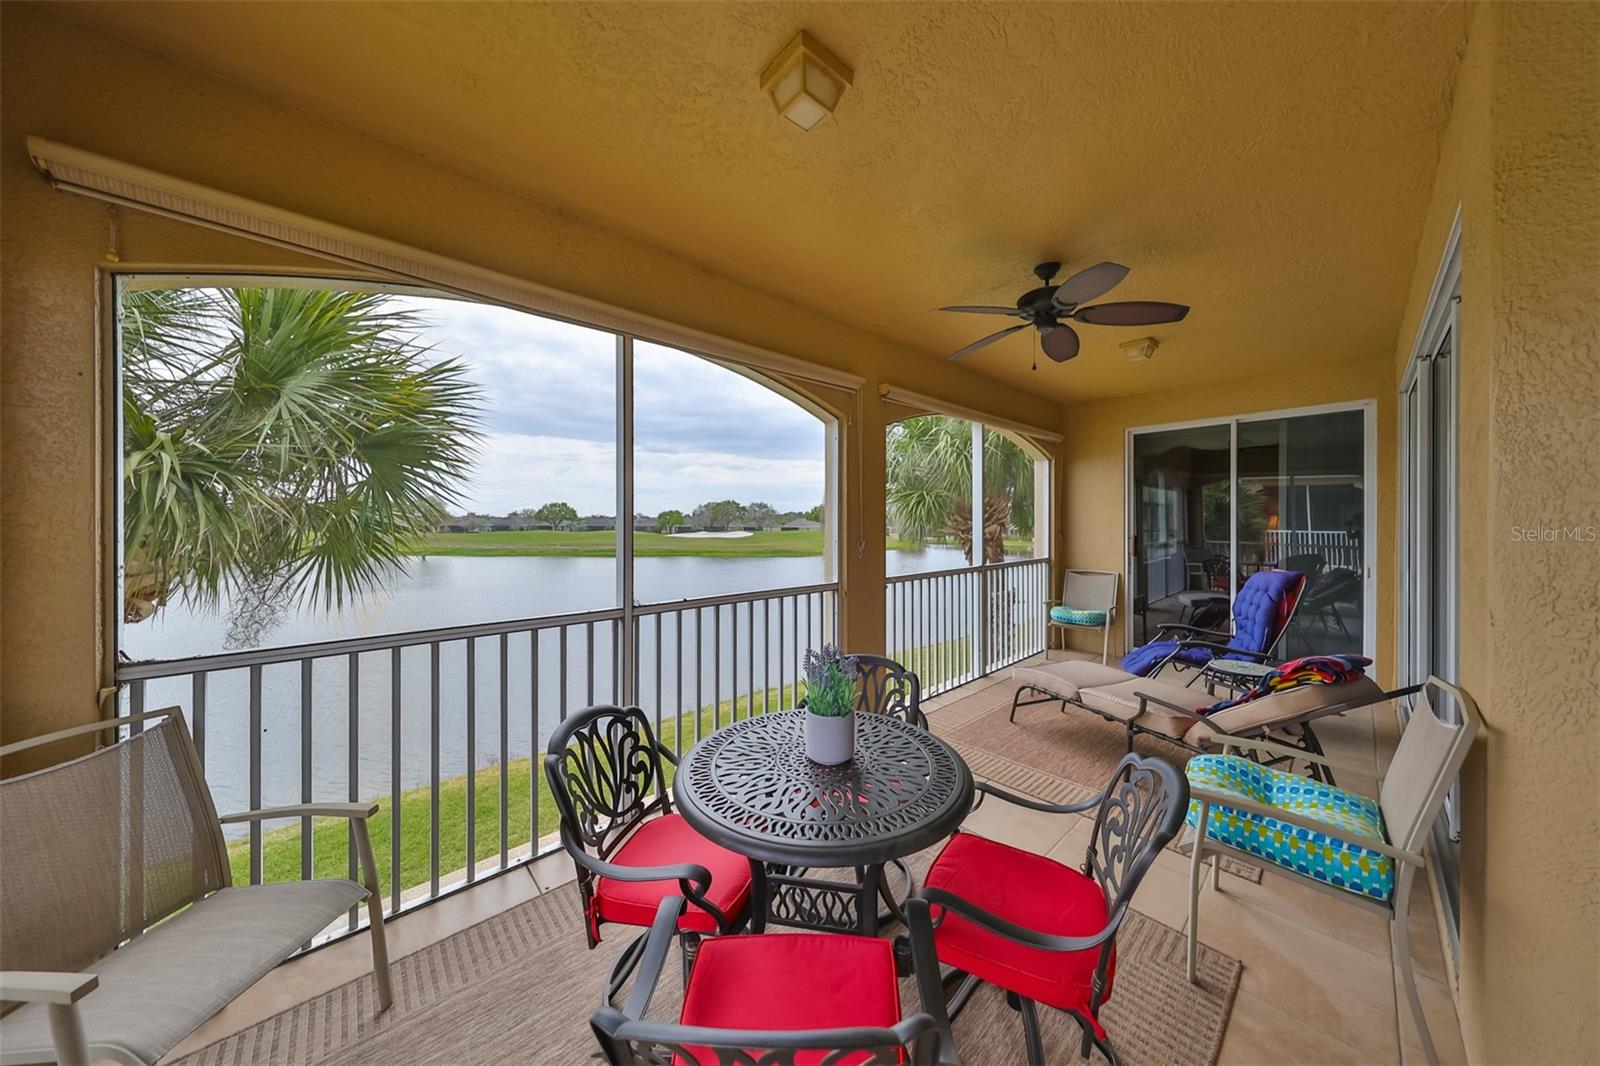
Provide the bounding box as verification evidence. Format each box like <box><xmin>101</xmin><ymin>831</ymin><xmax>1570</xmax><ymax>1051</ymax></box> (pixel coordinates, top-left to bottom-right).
<box><xmin>1184</xmin><ymin>754</ymin><xmax>1393</xmax><ymax>902</ymax></box>
<box><xmin>1049</xmin><ymin>606</ymin><xmax>1107</xmax><ymax>627</ymax></box>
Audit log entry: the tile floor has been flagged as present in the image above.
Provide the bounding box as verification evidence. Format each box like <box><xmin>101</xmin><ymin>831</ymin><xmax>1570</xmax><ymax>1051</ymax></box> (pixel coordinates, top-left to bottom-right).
<box><xmin>167</xmin><ymin>654</ymin><xmax>1466</xmax><ymax>1065</ymax></box>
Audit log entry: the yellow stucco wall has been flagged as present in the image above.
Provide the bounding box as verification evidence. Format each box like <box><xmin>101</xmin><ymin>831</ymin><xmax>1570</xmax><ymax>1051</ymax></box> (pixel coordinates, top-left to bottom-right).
<box><xmin>1055</xmin><ymin>357</ymin><xmax>1394</xmax><ymax>669</ymax></box>
<box><xmin>0</xmin><ymin>6</ymin><xmax>1061</xmax><ymax>758</ymax></box>
<box><xmin>1390</xmin><ymin>5</ymin><xmax>1600</xmax><ymax>1062</ymax></box>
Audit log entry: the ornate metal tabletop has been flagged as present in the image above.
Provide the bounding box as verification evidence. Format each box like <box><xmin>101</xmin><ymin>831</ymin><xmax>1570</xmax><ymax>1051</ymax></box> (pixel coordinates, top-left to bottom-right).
<box><xmin>672</xmin><ymin>709</ymin><xmax>974</xmax><ymax>869</ymax></box>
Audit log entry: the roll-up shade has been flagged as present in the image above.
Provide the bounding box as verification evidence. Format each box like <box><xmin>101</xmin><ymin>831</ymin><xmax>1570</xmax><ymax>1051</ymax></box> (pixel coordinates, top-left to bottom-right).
<box><xmin>27</xmin><ymin>136</ymin><xmax>863</xmax><ymax>392</ymax></box>
<box><xmin>878</xmin><ymin>384</ymin><xmax>1063</xmax><ymax>445</ymax></box>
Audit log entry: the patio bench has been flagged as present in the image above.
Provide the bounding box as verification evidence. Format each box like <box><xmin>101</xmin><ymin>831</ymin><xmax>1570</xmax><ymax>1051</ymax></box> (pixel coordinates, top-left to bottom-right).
<box><xmin>0</xmin><ymin>709</ymin><xmax>391</xmax><ymax>1065</ymax></box>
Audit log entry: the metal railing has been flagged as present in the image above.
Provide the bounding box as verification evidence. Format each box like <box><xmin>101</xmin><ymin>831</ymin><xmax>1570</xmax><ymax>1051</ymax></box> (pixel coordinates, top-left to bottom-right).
<box><xmin>885</xmin><ymin>558</ymin><xmax>1050</xmax><ymax>698</ymax></box>
<box><xmin>1204</xmin><ymin>531</ymin><xmax>1361</xmax><ymax>571</ymax></box>
<box><xmin>116</xmin><ymin>582</ymin><xmax>838</xmax><ymax>942</ymax></box>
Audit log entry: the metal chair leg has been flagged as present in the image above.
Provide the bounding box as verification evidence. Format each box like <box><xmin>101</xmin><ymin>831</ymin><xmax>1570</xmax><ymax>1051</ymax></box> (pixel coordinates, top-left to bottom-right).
<box><xmin>1393</xmin><ymin>865</ymin><xmax>1440</xmax><ymax>1066</ymax></box>
<box><xmin>604</xmin><ymin>930</ymin><xmax>650</xmax><ymax>1003</ymax></box>
<box><xmin>679</xmin><ymin>931</ymin><xmax>701</xmax><ymax>991</ymax></box>
<box><xmin>1186</xmin><ymin>810</ymin><xmax>1209</xmax><ymax>984</ymax></box>
<box><xmin>1018</xmin><ymin>997</ymin><xmax>1046</xmax><ymax>1066</ymax></box>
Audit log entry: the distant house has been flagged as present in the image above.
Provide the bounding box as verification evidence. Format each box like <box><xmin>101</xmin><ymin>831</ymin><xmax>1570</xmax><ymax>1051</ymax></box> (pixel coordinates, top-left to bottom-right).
<box><xmin>579</xmin><ymin>514</ymin><xmax>615</xmax><ymax>531</ymax></box>
<box><xmin>437</xmin><ymin>522</ymin><xmax>471</xmax><ymax>533</ymax></box>
<box><xmin>633</xmin><ymin>516</ymin><xmax>657</xmax><ymax>532</ymax></box>
<box><xmin>486</xmin><ymin>518</ymin><xmax>516</xmax><ymax>532</ymax></box>
<box><xmin>780</xmin><ymin>518</ymin><xmax>822</xmax><ymax>531</ymax></box>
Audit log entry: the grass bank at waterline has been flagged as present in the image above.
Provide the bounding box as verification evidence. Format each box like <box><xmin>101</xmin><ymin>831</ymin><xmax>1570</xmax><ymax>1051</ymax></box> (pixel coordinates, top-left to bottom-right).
<box><xmin>415</xmin><ymin>530</ymin><xmax>825</xmax><ymax>557</ymax></box>
<box><xmin>229</xmin><ymin>684</ymin><xmax>801</xmax><ymax>895</ymax></box>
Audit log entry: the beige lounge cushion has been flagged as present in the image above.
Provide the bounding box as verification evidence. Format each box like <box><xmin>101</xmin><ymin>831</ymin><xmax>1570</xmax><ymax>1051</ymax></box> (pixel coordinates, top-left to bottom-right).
<box><xmin>1182</xmin><ymin>675</ymin><xmax>1385</xmax><ymax>748</ymax></box>
<box><xmin>1013</xmin><ymin>659</ymin><xmax>1134</xmax><ymax>699</ymax></box>
<box><xmin>0</xmin><ymin>879</ymin><xmax>365</xmax><ymax>1064</ymax></box>
<box><xmin>1077</xmin><ymin>677</ymin><xmax>1208</xmax><ymax>738</ymax></box>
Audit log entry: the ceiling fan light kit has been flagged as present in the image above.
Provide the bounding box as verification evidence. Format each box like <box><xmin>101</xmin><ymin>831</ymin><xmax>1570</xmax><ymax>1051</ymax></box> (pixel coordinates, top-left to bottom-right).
<box><xmin>941</xmin><ymin>260</ymin><xmax>1189</xmax><ymax>365</ymax></box>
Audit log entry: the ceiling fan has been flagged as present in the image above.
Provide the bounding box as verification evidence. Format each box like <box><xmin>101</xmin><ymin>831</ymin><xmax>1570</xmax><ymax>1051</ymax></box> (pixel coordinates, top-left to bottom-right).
<box><xmin>941</xmin><ymin>260</ymin><xmax>1189</xmax><ymax>363</ymax></box>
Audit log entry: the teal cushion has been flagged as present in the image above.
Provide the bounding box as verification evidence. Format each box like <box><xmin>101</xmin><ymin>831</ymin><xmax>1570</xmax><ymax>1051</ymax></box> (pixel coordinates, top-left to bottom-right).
<box><xmin>1184</xmin><ymin>754</ymin><xmax>1393</xmax><ymax>902</ymax></box>
<box><xmin>1049</xmin><ymin>606</ymin><xmax>1107</xmax><ymax>627</ymax></box>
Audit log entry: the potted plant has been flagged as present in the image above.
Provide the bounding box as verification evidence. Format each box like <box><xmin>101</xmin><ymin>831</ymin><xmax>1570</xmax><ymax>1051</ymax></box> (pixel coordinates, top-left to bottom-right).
<box><xmin>802</xmin><ymin>644</ymin><xmax>860</xmax><ymax>765</ymax></box>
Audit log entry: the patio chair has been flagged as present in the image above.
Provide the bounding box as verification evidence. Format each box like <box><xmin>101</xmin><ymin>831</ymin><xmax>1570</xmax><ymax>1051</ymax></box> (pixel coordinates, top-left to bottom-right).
<box><xmin>1010</xmin><ymin>656</ymin><xmax>1410</xmax><ymax>784</ymax></box>
<box><xmin>904</xmin><ymin>753</ymin><xmax>1188</xmax><ymax>1066</ymax></box>
<box><xmin>0</xmin><ymin>708</ymin><xmax>391</xmax><ymax>1066</ymax></box>
<box><xmin>544</xmin><ymin>704</ymin><xmax>755</xmax><ymax>1003</ymax></box>
<box><xmin>854</xmin><ymin>652</ymin><xmax>926</xmax><ymax>727</ymax></box>
<box><xmin>592</xmin><ymin>897</ymin><xmax>945</xmax><ymax>1066</ymax></box>
<box><xmin>1118</xmin><ymin>568</ymin><xmax>1308</xmax><ymax>678</ymax></box>
<box><xmin>1046</xmin><ymin>569</ymin><xmax>1120</xmax><ymax>664</ymax></box>
<box><xmin>1182</xmin><ymin>677</ymin><xmax>1481</xmax><ymax>1066</ymax></box>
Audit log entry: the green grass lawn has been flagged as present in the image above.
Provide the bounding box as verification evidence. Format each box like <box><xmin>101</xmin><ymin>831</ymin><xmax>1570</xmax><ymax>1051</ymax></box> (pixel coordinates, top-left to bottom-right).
<box><xmin>414</xmin><ymin>529</ymin><xmax>825</xmax><ymax>557</ymax></box>
<box><xmin>231</xmin><ymin>682</ymin><xmax>803</xmax><ymax>895</ymax></box>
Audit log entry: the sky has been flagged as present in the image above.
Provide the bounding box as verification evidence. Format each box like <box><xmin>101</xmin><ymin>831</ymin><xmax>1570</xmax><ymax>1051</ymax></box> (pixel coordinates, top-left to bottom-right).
<box><xmin>400</xmin><ymin>295</ymin><xmax>826</xmax><ymax>517</ymax></box>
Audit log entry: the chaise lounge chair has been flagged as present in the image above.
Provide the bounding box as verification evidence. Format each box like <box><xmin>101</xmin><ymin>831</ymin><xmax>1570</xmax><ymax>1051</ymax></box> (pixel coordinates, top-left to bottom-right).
<box><xmin>1010</xmin><ymin>656</ymin><xmax>1409</xmax><ymax>783</ymax></box>
<box><xmin>1120</xmin><ymin>568</ymin><xmax>1308</xmax><ymax>678</ymax></box>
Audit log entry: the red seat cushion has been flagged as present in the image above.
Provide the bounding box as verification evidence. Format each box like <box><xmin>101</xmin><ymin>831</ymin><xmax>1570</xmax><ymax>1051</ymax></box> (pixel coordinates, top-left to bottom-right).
<box><xmin>924</xmin><ymin>831</ymin><xmax>1115</xmax><ymax>1026</ymax></box>
<box><xmin>593</xmin><ymin>813</ymin><xmax>752</xmax><ymax>934</ymax></box>
<box><xmin>678</xmin><ymin>933</ymin><xmax>901</xmax><ymax>1066</ymax></box>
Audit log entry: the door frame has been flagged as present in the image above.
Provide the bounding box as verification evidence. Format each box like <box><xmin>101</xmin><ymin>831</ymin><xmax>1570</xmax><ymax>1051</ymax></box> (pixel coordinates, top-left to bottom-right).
<box><xmin>1398</xmin><ymin>207</ymin><xmax>1464</xmax><ymax>956</ymax></box>
<box><xmin>1122</xmin><ymin>399</ymin><xmax>1379</xmax><ymax>666</ymax></box>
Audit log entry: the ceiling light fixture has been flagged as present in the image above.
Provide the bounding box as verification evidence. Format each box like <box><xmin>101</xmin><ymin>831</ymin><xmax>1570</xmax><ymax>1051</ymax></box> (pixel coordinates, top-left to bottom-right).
<box><xmin>1121</xmin><ymin>336</ymin><xmax>1160</xmax><ymax>362</ymax></box>
<box><xmin>760</xmin><ymin>31</ymin><xmax>853</xmax><ymax>132</ymax></box>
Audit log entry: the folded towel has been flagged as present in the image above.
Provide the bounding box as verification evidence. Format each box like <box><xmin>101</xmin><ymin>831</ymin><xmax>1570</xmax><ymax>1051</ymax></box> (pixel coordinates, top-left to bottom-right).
<box><xmin>1204</xmin><ymin>653</ymin><xmax>1372</xmax><ymax>713</ymax></box>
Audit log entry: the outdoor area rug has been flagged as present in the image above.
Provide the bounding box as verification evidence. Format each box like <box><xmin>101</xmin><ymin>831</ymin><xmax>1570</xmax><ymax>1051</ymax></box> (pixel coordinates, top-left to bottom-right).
<box><xmin>937</xmin><ymin>680</ymin><xmax>1264</xmax><ymax>884</ymax></box>
<box><xmin>171</xmin><ymin>876</ymin><xmax>1242</xmax><ymax>1066</ymax></box>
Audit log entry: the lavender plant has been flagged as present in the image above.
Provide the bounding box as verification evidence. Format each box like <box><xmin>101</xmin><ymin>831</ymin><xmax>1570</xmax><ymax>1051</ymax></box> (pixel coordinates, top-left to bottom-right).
<box><xmin>802</xmin><ymin>644</ymin><xmax>860</xmax><ymax>718</ymax></box>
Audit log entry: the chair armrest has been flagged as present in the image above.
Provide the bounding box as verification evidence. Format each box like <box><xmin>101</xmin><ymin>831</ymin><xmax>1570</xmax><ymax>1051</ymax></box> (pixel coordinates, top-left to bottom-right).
<box><xmin>218</xmin><ymin>802</ymin><xmax>378</xmax><ymax>824</ymax></box>
<box><xmin>973</xmin><ymin>778</ymin><xmax>1101</xmax><ymax>816</ymax></box>
<box><xmin>0</xmin><ymin>971</ymin><xmax>98</xmax><ymax>1006</ymax></box>
<box><xmin>1187</xmin><ymin>786</ymin><xmax>1424</xmax><ymax>866</ymax></box>
<box><xmin>917</xmin><ymin>886</ymin><xmax>1117</xmax><ymax>954</ymax></box>
<box><xmin>1206</xmin><ymin>734</ymin><xmax>1377</xmax><ymax>779</ymax></box>
<box><xmin>1174</xmin><ymin>641</ymin><xmax>1274</xmax><ymax>661</ymax></box>
<box><xmin>557</xmin><ymin>825</ymin><xmax>713</xmax><ymax>891</ymax></box>
<box><xmin>1135</xmin><ymin>691</ymin><xmax>1206</xmax><ymax>720</ymax></box>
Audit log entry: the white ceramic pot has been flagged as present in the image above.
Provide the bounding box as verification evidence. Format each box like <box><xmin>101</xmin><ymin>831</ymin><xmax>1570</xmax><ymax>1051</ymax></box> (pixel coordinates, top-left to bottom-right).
<box><xmin>805</xmin><ymin>711</ymin><xmax>856</xmax><ymax>765</ymax></box>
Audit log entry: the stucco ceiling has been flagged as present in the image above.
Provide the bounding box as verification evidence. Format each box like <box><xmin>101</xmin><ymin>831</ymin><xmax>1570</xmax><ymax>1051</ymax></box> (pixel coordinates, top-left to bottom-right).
<box><xmin>59</xmin><ymin>1</ymin><xmax>1467</xmax><ymax>402</ymax></box>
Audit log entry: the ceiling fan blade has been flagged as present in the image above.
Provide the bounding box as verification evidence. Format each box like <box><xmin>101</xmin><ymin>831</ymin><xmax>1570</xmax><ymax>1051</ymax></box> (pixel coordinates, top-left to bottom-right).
<box><xmin>1040</xmin><ymin>324</ymin><xmax>1080</xmax><ymax>362</ymax></box>
<box><xmin>1051</xmin><ymin>262</ymin><xmax>1130</xmax><ymax>309</ymax></box>
<box><xmin>947</xmin><ymin>323</ymin><xmax>1027</xmax><ymax>361</ymax></box>
<box><xmin>1073</xmin><ymin>300</ymin><xmax>1191</xmax><ymax>326</ymax></box>
<box><xmin>940</xmin><ymin>305</ymin><xmax>1023</xmax><ymax>316</ymax></box>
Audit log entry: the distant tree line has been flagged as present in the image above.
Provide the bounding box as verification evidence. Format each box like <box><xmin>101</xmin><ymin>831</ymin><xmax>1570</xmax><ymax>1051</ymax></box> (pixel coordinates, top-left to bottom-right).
<box><xmin>445</xmin><ymin>499</ymin><xmax>826</xmax><ymax>533</ymax></box>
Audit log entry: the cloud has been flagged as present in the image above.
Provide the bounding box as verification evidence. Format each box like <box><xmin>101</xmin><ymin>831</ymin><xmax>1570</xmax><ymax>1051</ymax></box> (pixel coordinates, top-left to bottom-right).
<box><xmin>398</xmin><ymin>296</ymin><xmax>825</xmax><ymax>515</ymax></box>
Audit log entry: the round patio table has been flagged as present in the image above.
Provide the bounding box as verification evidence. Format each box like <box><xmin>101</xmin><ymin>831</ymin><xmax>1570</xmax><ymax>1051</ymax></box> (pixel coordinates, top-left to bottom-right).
<box><xmin>672</xmin><ymin>708</ymin><xmax>973</xmax><ymax>936</ymax></box>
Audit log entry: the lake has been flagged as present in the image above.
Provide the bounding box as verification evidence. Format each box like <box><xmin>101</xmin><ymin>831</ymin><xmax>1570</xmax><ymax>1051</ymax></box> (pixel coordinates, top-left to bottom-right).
<box><xmin>123</xmin><ymin>547</ymin><xmax>991</xmax><ymax>821</ymax></box>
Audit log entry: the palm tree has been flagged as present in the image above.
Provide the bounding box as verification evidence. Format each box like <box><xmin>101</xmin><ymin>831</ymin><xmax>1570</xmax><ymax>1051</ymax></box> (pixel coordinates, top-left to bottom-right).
<box><xmin>886</xmin><ymin>416</ymin><xmax>1036</xmax><ymax>563</ymax></box>
<box><xmin>121</xmin><ymin>286</ymin><xmax>480</xmax><ymax>644</ymax></box>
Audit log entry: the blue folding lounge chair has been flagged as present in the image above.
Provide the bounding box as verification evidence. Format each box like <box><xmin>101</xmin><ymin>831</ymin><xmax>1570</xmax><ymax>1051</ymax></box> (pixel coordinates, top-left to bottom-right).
<box><xmin>1119</xmin><ymin>569</ymin><xmax>1307</xmax><ymax>678</ymax></box>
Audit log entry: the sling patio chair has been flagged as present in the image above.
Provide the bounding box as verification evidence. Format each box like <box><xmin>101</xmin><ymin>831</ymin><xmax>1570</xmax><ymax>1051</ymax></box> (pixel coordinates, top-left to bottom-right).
<box><xmin>1009</xmin><ymin>656</ymin><xmax>1412</xmax><ymax>784</ymax></box>
<box><xmin>0</xmin><ymin>708</ymin><xmax>392</xmax><ymax>1066</ymax></box>
<box><xmin>592</xmin><ymin>896</ymin><xmax>946</xmax><ymax>1066</ymax></box>
<box><xmin>1182</xmin><ymin>676</ymin><xmax>1481</xmax><ymax>1066</ymax></box>
<box><xmin>545</xmin><ymin>705</ymin><xmax>755</xmax><ymax>1003</ymax></box>
<box><xmin>1046</xmin><ymin>569</ymin><xmax>1120</xmax><ymax>664</ymax></box>
<box><xmin>1118</xmin><ymin>568</ymin><xmax>1308</xmax><ymax>679</ymax></box>
<box><xmin>902</xmin><ymin>753</ymin><xmax>1188</xmax><ymax>1066</ymax></box>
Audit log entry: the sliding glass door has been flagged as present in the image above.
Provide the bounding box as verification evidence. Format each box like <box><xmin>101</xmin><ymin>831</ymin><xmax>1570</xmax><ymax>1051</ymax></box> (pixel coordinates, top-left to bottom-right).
<box><xmin>1129</xmin><ymin>424</ymin><xmax>1232</xmax><ymax>645</ymax></box>
<box><xmin>1236</xmin><ymin>409</ymin><xmax>1367</xmax><ymax>657</ymax></box>
<box><xmin>1127</xmin><ymin>403</ymin><xmax>1374</xmax><ymax>661</ymax></box>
